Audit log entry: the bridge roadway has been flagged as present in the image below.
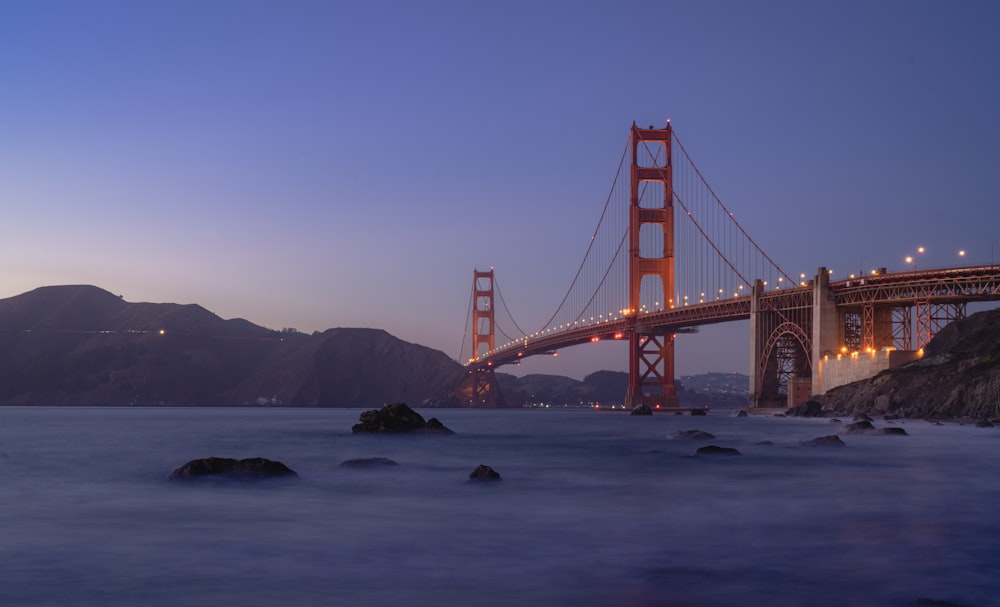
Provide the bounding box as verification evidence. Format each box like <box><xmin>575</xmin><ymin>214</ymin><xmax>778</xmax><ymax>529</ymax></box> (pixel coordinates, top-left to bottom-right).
<box><xmin>472</xmin><ymin>264</ymin><xmax>1000</xmax><ymax>370</ymax></box>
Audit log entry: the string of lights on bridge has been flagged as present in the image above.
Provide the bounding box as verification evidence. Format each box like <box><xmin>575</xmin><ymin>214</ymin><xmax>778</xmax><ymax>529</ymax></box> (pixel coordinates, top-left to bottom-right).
<box><xmin>465</xmin><ymin>122</ymin><xmax>997</xmax><ymax>365</ymax></box>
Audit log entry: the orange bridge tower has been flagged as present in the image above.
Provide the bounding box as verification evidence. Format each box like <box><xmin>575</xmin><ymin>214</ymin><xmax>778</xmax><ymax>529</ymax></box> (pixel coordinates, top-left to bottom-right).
<box><xmin>470</xmin><ymin>268</ymin><xmax>499</xmax><ymax>406</ymax></box>
<box><xmin>625</xmin><ymin>122</ymin><xmax>679</xmax><ymax>409</ymax></box>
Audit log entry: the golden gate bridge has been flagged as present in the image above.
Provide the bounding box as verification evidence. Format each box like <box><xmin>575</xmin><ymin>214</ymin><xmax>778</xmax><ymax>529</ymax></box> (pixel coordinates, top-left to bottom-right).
<box><xmin>461</xmin><ymin>121</ymin><xmax>1000</xmax><ymax>408</ymax></box>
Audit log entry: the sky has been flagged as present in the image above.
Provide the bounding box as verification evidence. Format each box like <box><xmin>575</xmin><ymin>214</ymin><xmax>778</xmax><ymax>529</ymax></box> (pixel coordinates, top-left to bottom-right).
<box><xmin>2</xmin><ymin>1</ymin><xmax>999</xmax><ymax>380</ymax></box>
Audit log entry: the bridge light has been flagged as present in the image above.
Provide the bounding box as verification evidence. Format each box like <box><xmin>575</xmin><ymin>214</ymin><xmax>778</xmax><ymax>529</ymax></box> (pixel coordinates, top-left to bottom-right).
<box><xmin>590</xmin><ymin>336</ymin><xmax>600</xmax><ymax>342</ymax></box>
<box><xmin>959</xmin><ymin>249</ymin><xmax>966</xmax><ymax>257</ymax></box>
<box><xmin>917</xmin><ymin>246</ymin><xmax>925</xmax><ymax>254</ymax></box>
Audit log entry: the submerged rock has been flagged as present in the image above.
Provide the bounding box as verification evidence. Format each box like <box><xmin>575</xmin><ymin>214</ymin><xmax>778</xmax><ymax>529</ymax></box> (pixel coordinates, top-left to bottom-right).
<box><xmin>877</xmin><ymin>427</ymin><xmax>909</xmax><ymax>436</ymax></box>
<box><xmin>735</xmin><ymin>410</ymin><xmax>749</xmax><ymax>417</ymax></box>
<box><xmin>468</xmin><ymin>464</ymin><xmax>502</xmax><ymax>482</ymax></box>
<box><xmin>351</xmin><ymin>402</ymin><xmax>454</xmax><ymax>434</ymax></box>
<box><xmin>690</xmin><ymin>408</ymin><xmax>707</xmax><ymax>416</ymax></box>
<box><xmin>799</xmin><ymin>435</ymin><xmax>846</xmax><ymax>448</ymax></box>
<box><xmin>631</xmin><ymin>404</ymin><xmax>653</xmax><ymax>416</ymax></box>
<box><xmin>695</xmin><ymin>445</ymin><xmax>741</xmax><ymax>456</ymax></box>
<box><xmin>169</xmin><ymin>457</ymin><xmax>297</xmax><ymax>480</ymax></box>
<box><xmin>975</xmin><ymin>420</ymin><xmax>994</xmax><ymax>428</ymax></box>
<box><xmin>668</xmin><ymin>429</ymin><xmax>715</xmax><ymax>440</ymax></box>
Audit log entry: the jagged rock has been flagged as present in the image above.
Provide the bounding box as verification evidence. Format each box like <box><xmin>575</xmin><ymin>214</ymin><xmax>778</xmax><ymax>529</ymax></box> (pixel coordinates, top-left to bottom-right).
<box><xmin>668</xmin><ymin>429</ymin><xmax>715</xmax><ymax>440</ymax></box>
<box><xmin>830</xmin><ymin>418</ymin><xmax>842</xmax><ymax>424</ymax></box>
<box><xmin>735</xmin><ymin>409</ymin><xmax>749</xmax><ymax>417</ymax></box>
<box><xmin>690</xmin><ymin>408</ymin><xmax>707</xmax><ymax>416</ymax></box>
<box><xmin>853</xmin><ymin>413</ymin><xmax>874</xmax><ymax>422</ymax></box>
<box><xmin>340</xmin><ymin>457</ymin><xmax>398</xmax><ymax>467</ymax></box>
<box><xmin>975</xmin><ymin>420</ymin><xmax>994</xmax><ymax>428</ymax></box>
<box><xmin>696</xmin><ymin>445</ymin><xmax>741</xmax><ymax>456</ymax></box>
<box><xmin>841</xmin><ymin>420</ymin><xmax>877</xmax><ymax>434</ymax></box>
<box><xmin>468</xmin><ymin>464</ymin><xmax>502</xmax><ymax>481</ymax></box>
<box><xmin>799</xmin><ymin>435</ymin><xmax>846</xmax><ymax>448</ymax></box>
<box><xmin>351</xmin><ymin>402</ymin><xmax>454</xmax><ymax>434</ymax></box>
<box><xmin>787</xmin><ymin>400</ymin><xmax>825</xmax><ymax>417</ymax></box>
<box><xmin>169</xmin><ymin>457</ymin><xmax>297</xmax><ymax>480</ymax></box>
<box><xmin>877</xmin><ymin>427</ymin><xmax>909</xmax><ymax>436</ymax></box>
<box><xmin>631</xmin><ymin>404</ymin><xmax>653</xmax><ymax>416</ymax></box>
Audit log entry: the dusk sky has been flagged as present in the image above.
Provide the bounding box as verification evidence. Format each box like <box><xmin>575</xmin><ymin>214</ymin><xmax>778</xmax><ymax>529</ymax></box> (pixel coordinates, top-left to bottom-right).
<box><xmin>2</xmin><ymin>1</ymin><xmax>998</xmax><ymax>379</ymax></box>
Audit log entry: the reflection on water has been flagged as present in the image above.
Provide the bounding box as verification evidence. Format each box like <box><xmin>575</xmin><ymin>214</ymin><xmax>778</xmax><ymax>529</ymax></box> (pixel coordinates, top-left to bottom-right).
<box><xmin>0</xmin><ymin>407</ymin><xmax>998</xmax><ymax>606</ymax></box>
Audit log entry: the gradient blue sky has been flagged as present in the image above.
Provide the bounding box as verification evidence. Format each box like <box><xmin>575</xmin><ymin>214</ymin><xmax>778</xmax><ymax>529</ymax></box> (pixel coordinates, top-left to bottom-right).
<box><xmin>2</xmin><ymin>1</ymin><xmax>998</xmax><ymax>379</ymax></box>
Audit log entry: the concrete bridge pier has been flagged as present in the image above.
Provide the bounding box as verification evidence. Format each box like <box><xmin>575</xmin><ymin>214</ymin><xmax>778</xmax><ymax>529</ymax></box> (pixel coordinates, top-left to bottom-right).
<box><xmin>812</xmin><ymin>267</ymin><xmax>840</xmax><ymax>396</ymax></box>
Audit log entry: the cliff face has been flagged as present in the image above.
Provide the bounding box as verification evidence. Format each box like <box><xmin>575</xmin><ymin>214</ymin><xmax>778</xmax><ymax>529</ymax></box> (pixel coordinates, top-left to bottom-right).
<box><xmin>0</xmin><ymin>285</ymin><xmax>465</xmax><ymax>406</ymax></box>
<box><xmin>818</xmin><ymin>307</ymin><xmax>1000</xmax><ymax>420</ymax></box>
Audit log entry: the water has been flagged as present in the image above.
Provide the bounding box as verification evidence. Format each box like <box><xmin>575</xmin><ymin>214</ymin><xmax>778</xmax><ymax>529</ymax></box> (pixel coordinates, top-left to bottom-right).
<box><xmin>1</xmin><ymin>407</ymin><xmax>998</xmax><ymax>607</ymax></box>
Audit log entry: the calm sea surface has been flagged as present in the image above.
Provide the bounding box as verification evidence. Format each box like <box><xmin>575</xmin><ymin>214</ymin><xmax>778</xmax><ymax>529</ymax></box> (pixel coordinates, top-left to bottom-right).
<box><xmin>0</xmin><ymin>406</ymin><xmax>997</xmax><ymax>607</ymax></box>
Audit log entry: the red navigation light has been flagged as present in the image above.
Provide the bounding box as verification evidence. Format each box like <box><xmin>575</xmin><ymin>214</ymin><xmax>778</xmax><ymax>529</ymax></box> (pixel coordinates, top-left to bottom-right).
<box><xmin>552</xmin><ymin>351</ymin><xmax>558</xmax><ymax>357</ymax></box>
<box><xmin>590</xmin><ymin>336</ymin><xmax>600</xmax><ymax>343</ymax></box>
<box><xmin>594</xmin><ymin>403</ymin><xmax>600</xmax><ymax>409</ymax></box>
<box><xmin>613</xmin><ymin>332</ymin><xmax>624</xmax><ymax>339</ymax></box>
<box><xmin>517</xmin><ymin>351</ymin><xmax>523</xmax><ymax>357</ymax></box>
<box><xmin>655</xmin><ymin>404</ymin><xmax>661</xmax><ymax>409</ymax></box>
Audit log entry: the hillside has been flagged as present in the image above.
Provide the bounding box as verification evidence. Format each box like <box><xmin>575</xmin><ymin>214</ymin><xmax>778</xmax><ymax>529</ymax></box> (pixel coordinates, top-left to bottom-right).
<box><xmin>817</xmin><ymin>307</ymin><xmax>1000</xmax><ymax>420</ymax></box>
<box><xmin>0</xmin><ymin>285</ymin><xmax>465</xmax><ymax>406</ymax></box>
<box><xmin>496</xmin><ymin>370</ymin><xmax>750</xmax><ymax>408</ymax></box>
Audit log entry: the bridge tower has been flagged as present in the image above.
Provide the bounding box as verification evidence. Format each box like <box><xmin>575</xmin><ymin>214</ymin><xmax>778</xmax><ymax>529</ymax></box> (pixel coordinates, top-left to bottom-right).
<box><xmin>625</xmin><ymin>122</ymin><xmax>679</xmax><ymax>409</ymax></box>
<box><xmin>470</xmin><ymin>268</ymin><xmax>499</xmax><ymax>406</ymax></box>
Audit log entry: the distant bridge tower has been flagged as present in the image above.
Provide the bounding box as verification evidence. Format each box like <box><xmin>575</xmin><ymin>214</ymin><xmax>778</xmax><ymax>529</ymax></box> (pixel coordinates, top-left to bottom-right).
<box><xmin>470</xmin><ymin>268</ymin><xmax>499</xmax><ymax>406</ymax></box>
<box><xmin>626</xmin><ymin>122</ymin><xmax>679</xmax><ymax>409</ymax></box>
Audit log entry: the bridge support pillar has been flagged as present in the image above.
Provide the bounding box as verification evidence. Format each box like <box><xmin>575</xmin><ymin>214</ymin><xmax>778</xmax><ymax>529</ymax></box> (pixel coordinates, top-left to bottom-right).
<box><xmin>625</xmin><ymin>121</ymin><xmax>679</xmax><ymax>410</ymax></box>
<box><xmin>470</xmin><ymin>269</ymin><xmax>499</xmax><ymax>407</ymax></box>
<box><xmin>812</xmin><ymin>267</ymin><xmax>840</xmax><ymax>396</ymax></box>
<box><xmin>748</xmin><ymin>280</ymin><xmax>763</xmax><ymax>407</ymax></box>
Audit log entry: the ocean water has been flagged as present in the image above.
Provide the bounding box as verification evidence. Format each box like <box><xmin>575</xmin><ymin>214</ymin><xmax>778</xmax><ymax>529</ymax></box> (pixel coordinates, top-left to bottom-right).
<box><xmin>0</xmin><ymin>406</ymin><xmax>998</xmax><ymax>607</ymax></box>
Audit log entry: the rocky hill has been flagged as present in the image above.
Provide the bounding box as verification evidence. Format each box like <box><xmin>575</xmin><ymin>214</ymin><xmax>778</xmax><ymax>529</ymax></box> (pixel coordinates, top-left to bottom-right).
<box><xmin>817</xmin><ymin>307</ymin><xmax>1000</xmax><ymax>420</ymax></box>
<box><xmin>0</xmin><ymin>285</ymin><xmax>466</xmax><ymax>406</ymax></box>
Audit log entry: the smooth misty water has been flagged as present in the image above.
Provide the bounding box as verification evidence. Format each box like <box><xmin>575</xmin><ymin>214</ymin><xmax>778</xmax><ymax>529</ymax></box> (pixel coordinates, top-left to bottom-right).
<box><xmin>1</xmin><ymin>407</ymin><xmax>998</xmax><ymax>607</ymax></box>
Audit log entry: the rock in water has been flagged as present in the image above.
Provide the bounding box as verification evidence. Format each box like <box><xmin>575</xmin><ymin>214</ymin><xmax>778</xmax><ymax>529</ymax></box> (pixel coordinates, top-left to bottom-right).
<box><xmin>799</xmin><ymin>435</ymin><xmax>846</xmax><ymax>448</ymax></box>
<box><xmin>696</xmin><ymin>445</ymin><xmax>741</xmax><ymax>456</ymax></box>
<box><xmin>690</xmin><ymin>408</ymin><xmax>707</xmax><ymax>416</ymax></box>
<box><xmin>841</xmin><ymin>420</ymin><xmax>877</xmax><ymax>434</ymax></box>
<box><xmin>351</xmin><ymin>402</ymin><xmax>454</xmax><ymax>434</ymax></box>
<box><xmin>787</xmin><ymin>400</ymin><xmax>825</xmax><ymax>417</ymax></box>
<box><xmin>877</xmin><ymin>427</ymin><xmax>909</xmax><ymax>436</ymax></box>
<box><xmin>425</xmin><ymin>417</ymin><xmax>455</xmax><ymax>434</ymax></box>
<box><xmin>469</xmin><ymin>464</ymin><xmax>502</xmax><ymax>481</ymax></box>
<box><xmin>631</xmin><ymin>404</ymin><xmax>653</xmax><ymax>416</ymax></box>
<box><xmin>169</xmin><ymin>457</ymin><xmax>297</xmax><ymax>480</ymax></box>
<box><xmin>668</xmin><ymin>429</ymin><xmax>716</xmax><ymax>440</ymax></box>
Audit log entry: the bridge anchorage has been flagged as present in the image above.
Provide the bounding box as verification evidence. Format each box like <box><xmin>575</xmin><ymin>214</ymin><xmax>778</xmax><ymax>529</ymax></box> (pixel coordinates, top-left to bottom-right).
<box><xmin>463</xmin><ymin>121</ymin><xmax>1000</xmax><ymax>409</ymax></box>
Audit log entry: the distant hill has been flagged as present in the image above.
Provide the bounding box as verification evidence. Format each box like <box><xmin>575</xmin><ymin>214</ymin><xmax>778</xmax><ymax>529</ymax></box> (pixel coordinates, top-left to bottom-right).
<box><xmin>0</xmin><ymin>285</ymin><xmax>465</xmax><ymax>406</ymax></box>
<box><xmin>496</xmin><ymin>370</ymin><xmax>749</xmax><ymax>408</ymax></box>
